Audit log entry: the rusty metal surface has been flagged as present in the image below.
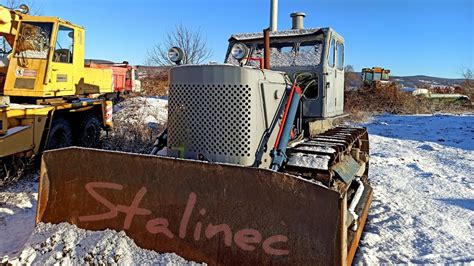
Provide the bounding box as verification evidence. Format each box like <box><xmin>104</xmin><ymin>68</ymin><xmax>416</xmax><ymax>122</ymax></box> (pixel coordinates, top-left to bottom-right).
<box><xmin>37</xmin><ymin>147</ymin><xmax>346</xmax><ymax>265</ymax></box>
<box><xmin>333</xmin><ymin>156</ymin><xmax>360</xmax><ymax>184</ymax></box>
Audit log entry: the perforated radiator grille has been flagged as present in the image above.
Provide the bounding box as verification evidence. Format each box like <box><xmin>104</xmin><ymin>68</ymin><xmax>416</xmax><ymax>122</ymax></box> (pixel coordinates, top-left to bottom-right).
<box><xmin>168</xmin><ymin>83</ymin><xmax>253</xmax><ymax>158</ymax></box>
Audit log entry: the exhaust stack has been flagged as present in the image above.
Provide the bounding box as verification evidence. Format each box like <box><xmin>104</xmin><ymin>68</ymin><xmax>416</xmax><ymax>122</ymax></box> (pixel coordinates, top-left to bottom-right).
<box><xmin>270</xmin><ymin>0</ymin><xmax>278</xmax><ymax>31</ymax></box>
<box><xmin>291</xmin><ymin>12</ymin><xmax>306</xmax><ymax>30</ymax></box>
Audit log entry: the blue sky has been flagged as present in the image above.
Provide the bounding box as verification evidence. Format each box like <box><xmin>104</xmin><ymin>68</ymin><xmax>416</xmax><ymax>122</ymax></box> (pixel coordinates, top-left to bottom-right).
<box><xmin>15</xmin><ymin>0</ymin><xmax>474</xmax><ymax>78</ymax></box>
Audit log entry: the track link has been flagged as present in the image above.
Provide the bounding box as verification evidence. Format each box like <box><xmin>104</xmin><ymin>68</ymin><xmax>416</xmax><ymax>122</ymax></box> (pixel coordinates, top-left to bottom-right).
<box><xmin>283</xmin><ymin>126</ymin><xmax>369</xmax><ymax>187</ymax></box>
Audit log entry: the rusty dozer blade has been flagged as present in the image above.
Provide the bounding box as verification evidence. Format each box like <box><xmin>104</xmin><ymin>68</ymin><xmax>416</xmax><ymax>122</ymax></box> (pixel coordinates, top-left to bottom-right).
<box><xmin>36</xmin><ymin>147</ymin><xmax>372</xmax><ymax>265</ymax></box>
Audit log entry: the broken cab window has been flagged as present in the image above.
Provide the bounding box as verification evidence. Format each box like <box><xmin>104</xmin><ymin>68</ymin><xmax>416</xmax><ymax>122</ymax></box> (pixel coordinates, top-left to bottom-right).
<box><xmin>15</xmin><ymin>22</ymin><xmax>53</xmax><ymax>59</ymax></box>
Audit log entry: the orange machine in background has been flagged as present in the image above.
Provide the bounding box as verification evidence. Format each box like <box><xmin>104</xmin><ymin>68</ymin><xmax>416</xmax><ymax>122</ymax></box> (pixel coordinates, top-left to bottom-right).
<box><xmin>85</xmin><ymin>60</ymin><xmax>141</xmax><ymax>94</ymax></box>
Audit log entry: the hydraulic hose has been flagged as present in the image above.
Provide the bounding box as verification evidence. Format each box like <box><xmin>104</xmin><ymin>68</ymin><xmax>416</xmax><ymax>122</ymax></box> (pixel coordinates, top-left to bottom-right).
<box><xmin>270</xmin><ymin>79</ymin><xmax>302</xmax><ymax>171</ymax></box>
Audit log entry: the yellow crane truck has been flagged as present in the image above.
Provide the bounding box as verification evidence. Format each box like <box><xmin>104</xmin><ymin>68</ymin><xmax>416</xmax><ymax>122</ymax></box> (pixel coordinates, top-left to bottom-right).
<box><xmin>0</xmin><ymin>5</ymin><xmax>113</xmax><ymax>182</ymax></box>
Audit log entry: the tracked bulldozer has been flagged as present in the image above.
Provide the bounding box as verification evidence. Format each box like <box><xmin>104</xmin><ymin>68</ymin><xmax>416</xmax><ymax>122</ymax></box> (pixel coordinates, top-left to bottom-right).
<box><xmin>36</xmin><ymin>7</ymin><xmax>372</xmax><ymax>266</ymax></box>
<box><xmin>361</xmin><ymin>67</ymin><xmax>392</xmax><ymax>90</ymax></box>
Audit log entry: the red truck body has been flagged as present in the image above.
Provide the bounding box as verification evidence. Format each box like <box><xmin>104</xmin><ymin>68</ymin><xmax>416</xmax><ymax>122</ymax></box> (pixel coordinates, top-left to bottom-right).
<box><xmin>85</xmin><ymin>60</ymin><xmax>140</xmax><ymax>93</ymax></box>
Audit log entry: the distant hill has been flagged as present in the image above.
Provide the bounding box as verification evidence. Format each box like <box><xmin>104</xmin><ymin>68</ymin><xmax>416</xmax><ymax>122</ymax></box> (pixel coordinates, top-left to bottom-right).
<box><xmin>349</xmin><ymin>72</ymin><xmax>465</xmax><ymax>88</ymax></box>
<box><xmin>136</xmin><ymin>66</ymin><xmax>467</xmax><ymax>89</ymax></box>
<box><xmin>390</xmin><ymin>75</ymin><xmax>465</xmax><ymax>88</ymax></box>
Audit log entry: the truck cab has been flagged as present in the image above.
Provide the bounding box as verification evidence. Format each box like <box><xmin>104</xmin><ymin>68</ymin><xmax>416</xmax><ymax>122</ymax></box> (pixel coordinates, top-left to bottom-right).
<box><xmin>0</xmin><ymin>5</ymin><xmax>113</xmax><ymax>169</ymax></box>
<box><xmin>0</xmin><ymin>6</ymin><xmax>113</xmax><ymax>99</ymax></box>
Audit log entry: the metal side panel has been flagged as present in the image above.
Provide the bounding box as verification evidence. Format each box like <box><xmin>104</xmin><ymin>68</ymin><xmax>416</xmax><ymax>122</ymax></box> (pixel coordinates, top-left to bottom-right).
<box><xmin>167</xmin><ymin>65</ymin><xmax>286</xmax><ymax>167</ymax></box>
<box><xmin>333</xmin><ymin>156</ymin><xmax>361</xmax><ymax>184</ymax></box>
<box><xmin>0</xmin><ymin>126</ymin><xmax>33</xmax><ymax>157</ymax></box>
<box><xmin>37</xmin><ymin>147</ymin><xmax>347</xmax><ymax>265</ymax></box>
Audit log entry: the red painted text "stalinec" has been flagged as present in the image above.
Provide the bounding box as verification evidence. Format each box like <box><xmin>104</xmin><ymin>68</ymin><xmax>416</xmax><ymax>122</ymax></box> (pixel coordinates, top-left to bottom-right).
<box><xmin>78</xmin><ymin>182</ymin><xmax>290</xmax><ymax>256</ymax></box>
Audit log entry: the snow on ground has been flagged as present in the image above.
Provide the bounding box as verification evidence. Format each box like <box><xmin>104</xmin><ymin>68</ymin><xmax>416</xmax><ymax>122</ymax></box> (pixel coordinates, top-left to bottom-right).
<box><xmin>1</xmin><ymin>112</ymin><xmax>473</xmax><ymax>264</ymax></box>
<box><xmin>0</xmin><ymin>178</ymin><xmax>38</xmax><ymax>258</ymax></box>
<box><xmin>8</xmin><ymin>223</ymin><xmax>201</xmax><ymax>265</ymax></box>
<box><xmin>0</xmin><ymin>181</ymin><xmax>201</xmax><ymax>265</ymax></box>
<box><xmin>114</xmin><ymin>96</ymin><xmax>168</xmax><ymax>126</ymax></box>
<box><xmin>101</xmin><ymin>96</ymin><xmax>169</xmax><ymax>153</ymax></box>
<box><xmin>354</xmin><ymin>114</ymin><xmax>474</xmax><ymax>264</ymax></box>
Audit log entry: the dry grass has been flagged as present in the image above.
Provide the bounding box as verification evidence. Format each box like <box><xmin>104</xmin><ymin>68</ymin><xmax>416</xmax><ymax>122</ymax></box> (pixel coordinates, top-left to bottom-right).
<box><xmin>345</xmin><ymin>83</ymin><xmax>430</xmax><ymax>114</ymax></box>
<box><xmin>100</xmin><ymin>119</ymin><xmax>156</xmax><ymax>154</ymax></box>
<box><xmin>344</xmin><ymin>83</ymin><xmax>472</xmax><ymax>121</ymax></box>
<box><xmin>0</xmin><ymin>156</ymin><xmax>37</xmax><ymax>189</ymax></box>
<box><xmin>140</xmin><ymin>69</ymin><xmax>170</xmax><ymax>96</ymax></box>
<box><xmin>459</xmin><ymin>86</ymin><xmax>474</xmax><ymax>102</ymax></box>
<box><xmin>100</xmin><ymin>98</ymin><xmax>166</xmax><ymax>154</ymax></box>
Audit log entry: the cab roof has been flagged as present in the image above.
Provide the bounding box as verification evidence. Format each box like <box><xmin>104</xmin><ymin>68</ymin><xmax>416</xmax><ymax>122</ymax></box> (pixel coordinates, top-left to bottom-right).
<box><xmin>22</xmin><ymin>13</ymin><xmax>84</xmax><ymax>29</ymax></box>
<box><xmin>229</xmin><ymin>27</ymin><xmax>343</xmax><ymax>42</ymax></box>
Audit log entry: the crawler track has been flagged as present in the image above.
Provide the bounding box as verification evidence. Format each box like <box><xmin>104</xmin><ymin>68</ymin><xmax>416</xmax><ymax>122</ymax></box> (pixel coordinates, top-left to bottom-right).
<box><xmin>283</xmin><ymin>126</ymin><xmax>370</xmax><ymax>187</ymax></box>
<box><xmin>284</xmin><ymin>126</ymin><xmax>371</xmax><ymax>264</ymax></box>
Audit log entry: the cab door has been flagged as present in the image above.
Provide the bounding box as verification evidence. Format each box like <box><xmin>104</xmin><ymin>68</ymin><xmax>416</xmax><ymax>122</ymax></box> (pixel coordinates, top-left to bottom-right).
<box><xmin>48</xmin><ymin>24</ymin><xmax>75</xmax><ymax>96</ymax></box>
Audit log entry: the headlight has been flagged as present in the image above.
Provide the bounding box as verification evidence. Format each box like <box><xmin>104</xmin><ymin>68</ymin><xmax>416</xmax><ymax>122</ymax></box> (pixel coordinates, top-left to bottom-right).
<box><xmin>167</xmin><ymin>47</ymin><xmax>185</xmax><ymax>64</ymax></box>
<box><xmin>18</xmin><ymin>4</ymin><xmax>30</xmax><ymax>14</ymax></box>
<box><xmin>231</xmin><ymin>43</ymin><xmax>249</xmax><ymax>61</ymax></box>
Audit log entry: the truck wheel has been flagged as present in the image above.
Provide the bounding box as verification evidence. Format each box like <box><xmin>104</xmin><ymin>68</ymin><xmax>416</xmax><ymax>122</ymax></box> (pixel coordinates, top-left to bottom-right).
<box><xmin>47</xmin><ymin>118</ymin><xmax>73</xmax><ymax>150</ymax></box>
<box><xmin>77</xmin><ymin>114</ymin><xmax>102</xmax><ymax>148</ymax></box>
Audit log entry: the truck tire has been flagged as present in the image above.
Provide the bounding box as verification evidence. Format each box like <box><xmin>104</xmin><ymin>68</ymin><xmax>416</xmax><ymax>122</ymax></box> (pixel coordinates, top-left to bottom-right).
<box><xmin>77</xmin><ymin>114</ymin><xmax>102</xmax><ymax>148</ymax></box>
<box><xmin>47</xmin><ymin>118</ymin><xmax>73</xmax><ymax>150</ymax></box>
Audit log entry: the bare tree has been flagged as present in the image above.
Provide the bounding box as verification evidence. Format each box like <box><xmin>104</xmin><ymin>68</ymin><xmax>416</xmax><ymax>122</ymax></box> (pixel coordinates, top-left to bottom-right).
<box><xmin>2</xmin><ymin>0</ymin><xmax>41</xmax><ymax>15</ymax></box>
<box><xmin>462</xmin><ymin>68</ymin><xmax>473</xmax><ymax>88</ymax></box>
<box><xmin>461</xmin><ymin>68</ymin><xmax>473</xmax><ymax>99</ymax></box>
<box><xmin>145</xmin><ymin>24</ymin><xmax>212</xmax><ymax>66</ymax></box>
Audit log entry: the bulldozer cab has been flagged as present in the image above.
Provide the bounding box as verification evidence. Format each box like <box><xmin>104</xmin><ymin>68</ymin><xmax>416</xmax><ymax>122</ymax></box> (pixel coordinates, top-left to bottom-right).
<box><xmin>225</xmin><ymin>27</ymin><xmax>345</xmax><ymax>119</ymax></box>
<box><xmin>362</xmin><ymin>67</ymin><xmax>390</xmax><ymax>84</ymax></box>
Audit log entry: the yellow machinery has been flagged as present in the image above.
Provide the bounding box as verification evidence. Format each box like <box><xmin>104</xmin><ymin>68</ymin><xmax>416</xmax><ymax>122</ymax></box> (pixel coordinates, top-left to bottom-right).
<box><xmin>0</xmin><ymin>5</ymin><xmax>113</xmax><ymax>183</ymax></box>
<box><xmin>362</xmin><ymin>67</ymin><xmax>391</xmax><ymax>85</ymax></box>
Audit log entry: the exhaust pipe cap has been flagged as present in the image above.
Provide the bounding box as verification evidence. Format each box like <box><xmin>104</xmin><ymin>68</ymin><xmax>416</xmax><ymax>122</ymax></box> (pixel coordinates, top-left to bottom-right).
<box><xmin>291</xmin><ymin>12</ymin><xmax>306</xmax><ymax>30</ymax></box>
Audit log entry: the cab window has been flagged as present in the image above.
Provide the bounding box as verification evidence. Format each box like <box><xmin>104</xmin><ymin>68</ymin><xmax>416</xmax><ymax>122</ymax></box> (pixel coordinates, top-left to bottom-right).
<box><xmin>54</xmin><ymin>26</ymin><xmax>74</xmax><ymax>63</ymax></box>
<box><xmin>364</xmin><ymin>72</ymin><xmax>373</xmax><ymax>82</ymax></box>
<box><xmin>374</xmin><ymin>72</ymin><xmax>382</xmax><ymax>80</ymax></box>
<box><xmin>336</xmin><ymin>42</ymin><xmax>344</xmax><ymax>70</ymax></box>
<box><xmin>328</xmin><ymin>38</ymin><xmax>335</xmax><ymax>68</ymax></box>
<box><xmin>14</xmin><ymin>22</ymin><xmax>53</xmax><ymax>59</ymax></box>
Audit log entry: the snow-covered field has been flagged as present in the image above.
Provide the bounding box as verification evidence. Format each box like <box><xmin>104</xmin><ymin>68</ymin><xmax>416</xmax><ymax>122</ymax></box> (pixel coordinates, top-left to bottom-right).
<box><xmin>354</xmin><ymin>114</ymin><xmax>474</xmax><ymax>264</ymax></box>
<box><xmin>1</xmin><ymin>113</ymin><xmax>473</xmax><ymax>264</ymax></box>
